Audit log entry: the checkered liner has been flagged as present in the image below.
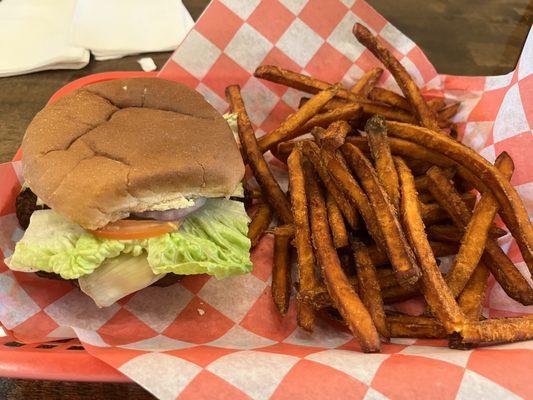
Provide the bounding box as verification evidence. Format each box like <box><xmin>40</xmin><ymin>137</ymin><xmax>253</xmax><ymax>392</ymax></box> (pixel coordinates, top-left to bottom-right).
<box><xmin>0</xmin><ymin>1</ymin><xmax>532</xmax><ymax>398</ymax></box>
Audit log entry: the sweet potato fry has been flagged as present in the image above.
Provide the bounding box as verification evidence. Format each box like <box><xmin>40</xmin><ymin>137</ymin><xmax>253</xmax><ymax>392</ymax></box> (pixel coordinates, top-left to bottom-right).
<box><xmin>225</xmin><ymin>85</ymin><xmax>293</xmax><ymax>224</ymax></box>
<box><xmin>287</xmin><ymin>149</ymin><xmax>318</xmax><ymax>331</ymax></box>
<box><xmin>366</xmin><ymin>115</ymin><xmax>400</xmax><ymax>210</ymax></box>
<box><xmin>387</xmin><ymin>313</ymin><xmax>447</xmax><ymax>339</ymax></box>
<box><xmin>414</xmin><ymin>167</ymin><xmax>456</xmax><ymax>193</ymax></box>
<box><xmin>342</xmin><ymin>144</ymin><xmax>421</xmax><ymax>286</ymax></box>
<box><xmin>254</xmin><ymin>65</ymin><xmax>372</xmax><ymax>104</ymax></box>
<box><xmin>426</xmin><ymin>224</ymin><xmax>464</xmax><ymax>242</ymax></box>
<box><xmin>346</xmin><ymin>135</ymin><xmax>487</xmax><ymax>191</ymax></box>
<box><xmin>301</xmin><ymin>142</ymin><xmax>359</xmax><ymax>230</ymax></box>
<box><xmin>438</xmin><ymin>102</ymin><xmax>461</xmax><ymax>122</ymax></box>
<box><xmin>254</xmin><ymin>65</ymin><xmax>332</xmax><ymax>95</ymax></box>
<box><xmin>360</xmin><ymin>103</ymin><xmax>417</xmax><ymax>124</ymax></box>
<box><xmin>368</xmin><ymin>87</ymin><xmax>411</xmax><ymax>111</ymax></box>
<box><xmin>321</xmin><ymin>98</ymin><xmax>349</xmax><ymax>111</ymax></box>
<box><xmin>312</xmin><ymin>120</ymin><xmax>351</xmax><ymax>151</ymax></box>
<box><xmin>427</xmin><ymin>224</ymin><xmax>507</xmax><ymax>242</ymax></box>
<box><xmin>376</xmin><ymin>268</ymin><xmax>397</xmax><ymax>289</ymax></box>
<box><xmin>297</xmin><ymin>103</ymin><xmax>363</xmax><ymax>136</ymax></box>
<box><xmin>427</xmin><ymin>98</ymin><xmax>446</xmax><ymax>112</ymax></box>
<box><xmin>272</xmin><ymin>232</ymin><xmax>292</xmax><ymax>316</ymax></box>
<box><xmin>445</xmin><ymin>152</ymin><xmax>514</xmax><ymax>297</ymax></box>
<box><xmin>420</xmin><ymin>194</ymin><xmax>476</xmax><ymax>225</ymax></box>
<box><xmin>268</xmin><ymin>224</ymin><xmax>295</xmax><ymax>237</ymax></box>
<box><xmin>248</xmin><ymin>203</ymin><xmax>273</xmax><ymax>248</ymax></box>
<box><xmin>387</xmin><ymin>121</ymin><xmax>533</xmax><ymax>277</ymax></box>
<box><xmin>353</xmin><ymin>24</ymin><xmax>440</xmax><ymax>131</ymax></box>
<box><xmin>426</xmin><ymin>166</ymin><xmax>533</xmax><ymax>305</ymax></box>
<box><xmin>368</xmin><ymin>240</ymin><xmax>458</xmax><ymax>269</ymax></box>
<box><xmin>382</xmin><ymin>282</ymin><xmax>421</xmax><ymax>303</ymax></box>
<box><xmin>458</xmin><ymin>262</ymin><xmax>490</xmax><ymax>320</ymax></box>
<box><xmin>459</xmin><ymin>317</ymin><xmax>533</xmax><ymax>345</ymax></box>
<box><xmin>351</xmin><ymin>67</ymin><xmax>383</xmax><ymax>97</ymax></box>
<box><xmin>301</xmin><ymin>271</ymin><xmax>424</xmax><ymax>308</ymax></box>
<box><xmin>396</xmin><ymin>157</ymin><xmax>465</xmax><ymax>333</ymax></box>
<box><xmin>326</xmin><ymin>193</ymin><xmax>349</xmax><ymax>249</ymax></box>
<box><xmin>352</xmin><ymin>239</ymin><xmax>390</xmax><ymax>338</ymax></box>
<box><xmin>305</xmin><ymin>160</ymin><xmax>381</xmax><ymax>352</ymax></box>
<box><xmin>258</xmin><ymin>86</ymin><xmax>338</xmax><ymax>152</ymax></box>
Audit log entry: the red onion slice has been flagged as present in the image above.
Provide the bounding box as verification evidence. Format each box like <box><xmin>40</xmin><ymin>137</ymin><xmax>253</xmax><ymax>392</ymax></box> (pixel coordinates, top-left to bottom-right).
<box><xmin>133</xmin><ymin>198</ymin><xmax>207</xmax><ymax>221</ymax></box>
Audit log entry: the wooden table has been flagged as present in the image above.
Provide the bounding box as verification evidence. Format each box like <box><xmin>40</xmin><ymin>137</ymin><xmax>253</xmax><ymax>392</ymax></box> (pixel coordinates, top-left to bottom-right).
<box><xmin>0</xmin><ymin>0</ymin><xmax>531</xmax><ymax>398</ymax></box>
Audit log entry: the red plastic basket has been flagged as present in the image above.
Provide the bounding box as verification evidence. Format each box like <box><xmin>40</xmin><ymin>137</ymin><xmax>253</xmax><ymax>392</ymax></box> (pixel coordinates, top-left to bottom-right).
<box><xmin>1</xmin><ymin>70</ymin><xmax>160</xmax><ymax>382</ymax></box>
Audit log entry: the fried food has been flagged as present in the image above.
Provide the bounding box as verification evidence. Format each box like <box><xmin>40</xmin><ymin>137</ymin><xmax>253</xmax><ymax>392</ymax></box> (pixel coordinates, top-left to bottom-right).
<box><xmin>351</xmin><ymin>67</ymin><xmax>383</xmax><ymax>96</ymax></box>
<box><xmin>353</xmin><ymin>24</ymin><xmax>440</xmax><ymax>131</ymax></box>
<box><xmin>368</xmin><ymin>87</ymin><xmax>411</xmax><ymax>111</ymax></box>
<box><xmin>366</xmin><ymin>115</ymin><xmax>400</xmax><ymax>210</ymax></box>
<box><xmin>258</xmin><ymin>86</ymin><xmax>338</xmax><ymax>152</ymax></box>
<box><xmin>352</xmin><ymin>238</ymin><xmax>390</xmax><ymax>338</ymax></box>
<box><xmin>342</xmin><ymin>144</ymin><xmax>420</xmax><ymax>286</ymax></box>
<box><xmin>301</xmin><ymin>142</ymin><xmax>360</xmax><ymax>230</ymax></box>
<box><xmin>226</xmin><ymin>85</ymin><xmax>293</xmax><ymax>224</ymax></box>
<box><xmin>248</xmin><ymin>202</ymin><xmax>273</xmax><ymax>248</ymax></box>
<box><xmin>326</xmin><ymin>193</ymin><xmax>349</xmax><ymax>249</ymax></box>
<box><xmin>305</xmin><ymin>160</ymin><xmax>381</xmax><ymax>352</ymax></box>
<box><xmin>254</xmin><ymin>65</ymin><xmax>371</xmax><ymax>104</ymax></box>
<box><xmin>458</xmin><ymin>317</ymin><xmax>533</xmax><ymax>345</ymax></box>
<box><xmin>387</xmin><ymin>121</ymin><xmax>533</xmax><ymax>276</ymax></box>
<box><xmin>287</xmin><ymin>148</ymin><xmax>319</xmax><ymax>330</ymax></box>
<box><xmin>458</xmin><ymin>263</ymin><xmax>490</xmax><ymax>320</ymax></box>
<box><xmin>426</xmin><ymin>166</ymin><xmax>533</xmax><ymax>305</ymax></box>
<box><xmin>311</xmin><ymin>120</ymin><xmax>351</xmax><ymax>151</ymax></box>
<box><xmin>445</xmin><ymin>152</ymin><xmax>514</xmax><ymax>297</ymax></box>
<box><xmin>272</xmin><ymin>232</ymin><xmax>292</xmax><ymax>316</ymax></box>
<box><xmin>387</xmin><ymin>313</ymin><xmax>447</xmax><ymax>339</ymax></box>
<box><xmin>396</xmin><ymin>157</ymin><xmax>465</xmax><ymax>333</ymax></box>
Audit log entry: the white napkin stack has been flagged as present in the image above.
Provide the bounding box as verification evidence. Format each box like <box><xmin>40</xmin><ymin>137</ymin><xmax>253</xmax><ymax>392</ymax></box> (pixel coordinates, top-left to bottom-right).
<box><xmin>70</xmin><ymin>0</ymin><xmax>194</xmax><ymax>61</ymax></box>
<box><xmin>0</xmin><ymin>0</ymin><xmax>89</xmax><ymax>77</ymax></box>
<box><xmin>0</xmin><ymin>0</ymin><xmax>194</xmax><ymax>77</ymax></box>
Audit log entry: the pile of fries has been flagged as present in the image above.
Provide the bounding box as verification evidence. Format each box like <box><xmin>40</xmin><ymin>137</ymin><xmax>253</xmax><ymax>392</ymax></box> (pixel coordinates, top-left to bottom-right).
<box><xmin>226</xmin><ymin>23</ymin><xmax>533</xmax><ymax>352</ymax></box>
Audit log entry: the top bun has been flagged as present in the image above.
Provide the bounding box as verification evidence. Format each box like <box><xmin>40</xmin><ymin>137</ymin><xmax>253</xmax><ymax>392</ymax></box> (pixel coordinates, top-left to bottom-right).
<box><xmin>22</xmin><ymin>78</ymin><xmax>244</xmax><ymax>229</ymax></box>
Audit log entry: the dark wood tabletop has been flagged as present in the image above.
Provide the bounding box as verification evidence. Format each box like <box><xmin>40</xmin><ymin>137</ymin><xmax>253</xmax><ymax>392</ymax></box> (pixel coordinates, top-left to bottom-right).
<box><xmin>1</xmin><ymin>0</ymin><xmax>531</xmax><ymax>398</ymax></box>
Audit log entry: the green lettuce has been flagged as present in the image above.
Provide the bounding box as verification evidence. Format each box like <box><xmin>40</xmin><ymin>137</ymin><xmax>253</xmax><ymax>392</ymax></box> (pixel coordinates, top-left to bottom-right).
<box><xmin>7</xmin><ymin>199</ymin><xmax>252</xmax><ymax>280</ymax></box>
<box><xmin>147</xmin><ymin>199</ymin><xmax>252</xmax><ymax>278</ymax></box>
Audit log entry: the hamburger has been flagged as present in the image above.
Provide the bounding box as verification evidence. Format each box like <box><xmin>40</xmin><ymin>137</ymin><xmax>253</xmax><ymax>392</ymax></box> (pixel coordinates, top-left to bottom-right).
<box><xmin>5</xmin><ymin>78</ymin><xmax>252</xmax><ymax>307</ymax></box>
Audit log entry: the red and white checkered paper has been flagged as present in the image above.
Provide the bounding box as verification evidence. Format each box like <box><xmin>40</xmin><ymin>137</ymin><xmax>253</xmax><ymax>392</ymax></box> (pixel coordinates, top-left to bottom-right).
<box><xmin>1</xmin><ymin>1</ymin><xmax>532</xmax><ymax>398</ymax></box>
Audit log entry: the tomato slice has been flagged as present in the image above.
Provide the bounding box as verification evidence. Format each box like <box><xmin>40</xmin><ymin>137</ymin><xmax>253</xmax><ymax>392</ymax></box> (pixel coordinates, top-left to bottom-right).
<box><xmin>91</xmin><ymin>219</ymin><xmax>179</xmax><ymax>240</ymax></box>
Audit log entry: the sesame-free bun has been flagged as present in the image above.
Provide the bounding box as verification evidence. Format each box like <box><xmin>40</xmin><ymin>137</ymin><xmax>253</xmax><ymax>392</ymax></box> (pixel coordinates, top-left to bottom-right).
<box><xmin>22</xmin><ymin>78</ymin><xmax>244</xmax><ymax>230</ymax></box>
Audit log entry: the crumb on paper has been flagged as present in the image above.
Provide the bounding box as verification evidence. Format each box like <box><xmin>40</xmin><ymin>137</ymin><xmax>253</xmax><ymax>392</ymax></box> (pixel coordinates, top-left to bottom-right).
<box><xmin>137</xmin><ymin>57</ymin><xmax>157</xmax><ymax>72</ymax></box>
<box><xmin>122</xmin><ymin>85</ymin><xmax>128</xmax><ymax>91</ymax></box>
<box><xmin>197</xmin><ymin>308</ymin><xmax>205</xmax><ymax>316</ymax></box>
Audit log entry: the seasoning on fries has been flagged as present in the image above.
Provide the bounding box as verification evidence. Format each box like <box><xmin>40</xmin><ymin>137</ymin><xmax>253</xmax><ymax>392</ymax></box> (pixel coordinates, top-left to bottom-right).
<box><xmin>352</xmin><ymin>238</ymin><xmax>390</xmax><ymax>338</ymax></box>
<box><xmin>305</xmin><ymin>159</ymin><xmax>381</xmax><ymax>352</ymax></box>
<box><xmin>225</xmin><ymin>21</ymin><xmax>532</xmax><ymax>353</ymax></box>
<box><xmin>272</xmin><ymin>231</ymin><xmax>292</xmax><ymax>316</ymax></box>
<box><xmin>342</xmin><ymin>144</ymin><xmax>420</xmax><ymax>286</ymax></box>
<box><xmin>353</xmin><ymin>23</ymin><xmax>440</xmax><ymax>131</ymax></box>
<box><xmin>366</xmin><ymin>115</ymin><xmax>400</xmax><ymax>210</ymax></box>
<box><xmin>248</xmin><ymin>202</ymin><xmax>273</xmax><ymax>248</ymax></box>
<box><xmin>287</xmin><ymin>149</ymin><xmax>319</xmax><ymax>331</ymax></box>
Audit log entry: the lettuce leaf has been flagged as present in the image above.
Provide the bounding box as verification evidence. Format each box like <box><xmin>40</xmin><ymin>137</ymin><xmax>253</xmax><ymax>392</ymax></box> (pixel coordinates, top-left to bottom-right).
<box><xmin>147</xmin><ymin>199</ymin><xmax>252</xmax><ymax>278</ymax></box>
<box><xmin>7</xmin><ymin>199</ymin><xmax>252</xmax><ymax>280</ymax></box>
